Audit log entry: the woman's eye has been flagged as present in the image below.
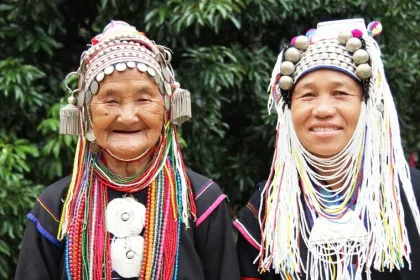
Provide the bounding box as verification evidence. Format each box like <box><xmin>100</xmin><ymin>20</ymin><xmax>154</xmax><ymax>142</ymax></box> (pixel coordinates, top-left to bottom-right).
<box><xmin>137</xmin><ymin>98</ymin><xmax>150</xmax><ymax>102</ymax></box>
<box><xmin>301</xmin><ymin>93</ymin><xmax>314</xmax><ymax>98</ymax></box>
<box><xmin>335</xmin><ymin>91</ymin><xmax>348</xmax><ymax>96</ymax></box>
<box><xmin>105</xmin><ymin>99</ymin><xmax>118</xmax><ymax>104</ymax></box>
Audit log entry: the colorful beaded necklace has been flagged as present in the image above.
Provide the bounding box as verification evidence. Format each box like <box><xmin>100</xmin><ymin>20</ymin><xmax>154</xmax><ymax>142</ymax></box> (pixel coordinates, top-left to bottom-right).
<box><xmin>59</xmin><ymin>121</ymin><xmax>196</xmax><ymax>280</ymax></box>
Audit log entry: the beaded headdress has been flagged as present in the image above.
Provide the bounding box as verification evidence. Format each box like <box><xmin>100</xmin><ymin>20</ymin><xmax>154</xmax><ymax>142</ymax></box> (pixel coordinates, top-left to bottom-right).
<box><xmin>57</xmin><ymin>21</ymin><xmax>196</xmax><ymax>280</ymax></box>
<box><xmin>259</xmin><ymin>19</ymin><xmax>420</xmax><ymax>279</ymax></box>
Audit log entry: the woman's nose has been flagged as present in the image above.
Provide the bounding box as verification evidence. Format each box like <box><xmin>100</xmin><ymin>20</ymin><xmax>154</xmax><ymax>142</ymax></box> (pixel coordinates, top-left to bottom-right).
<box><xmin>118</xmin><ymin>103</ymin><xmax>138</xmax><ymax>124</ymax></box>
<box><xmin>313</xmin><ymin>96</ymin><xmax>336</xmax><ymax>118</ymax></box>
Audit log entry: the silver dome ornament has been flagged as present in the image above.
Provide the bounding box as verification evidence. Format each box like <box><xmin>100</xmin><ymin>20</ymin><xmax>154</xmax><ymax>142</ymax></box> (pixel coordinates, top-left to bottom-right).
<box><xmin>280</xmin><ymin>61</ymin><xmax>295</xmax><ymax>75</ymax></box>
<box><xmin>86</xmin><ymin>129</ymin><xmax>96</xmax><ymax>142</ymax></box>
<box><xmin>96</xmin><ymin>71</ymin><xmax>105</xmax><ymax>82</ymax></box>
<box><xmin>116</xmin><ymin>63</ymin><xmax>127</xmax><ymax>72</ymax></box>
<box><xmin>127</xmin><ymin>61</ymin><xmax>136</xmax><ymax>68</ymax></box>
<box><xmin>346</xmin><ymin>38</ymin><xmax>362</xmax><ymax>53</ymax></box>
<box><xmin>338</xmin><ymin>30</ymin><xmax>353</xmax><ymax>45</ymax></box>
<box><xmin>137</xmin><ymin>63</ymin><xmax>147</xmax><ymax>73</ymax></box>
<box><xmin>355</xmin><ymin>64</ymin><xmax>372</xmax><ymax>79</ymax></box>
<box><xmin>279</xmin><ymin>75</ymin><xmax>293</xmax><ymax>91</ymax></box>
<box><xmin>353</xmin><ymin>49</ymin><xmax>369</xmax><ymax>65</ymax></box>
<box><xmin>104</xmin><ymin>65</ymin><xmax>114</xmax><ymax>75</ymax></box>
<box><xmin>285</xmin><ymin>47</ymin><xmax>301</xmax><ymax>63</ymax></box>
<box><xmin>77</xmin><ymin>90</ymin><xmax>85</xmax><ymax>107</ymax></box>
<box><xmin>294</xmin><ymin>35</ymin><xmax>309</xmax><ymax>51</ymax></box>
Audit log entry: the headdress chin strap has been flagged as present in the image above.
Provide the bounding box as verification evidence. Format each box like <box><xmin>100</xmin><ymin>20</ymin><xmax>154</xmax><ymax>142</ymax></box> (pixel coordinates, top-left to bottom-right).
<box><xmin>261</xmin><ymin>18</ymin><xmax>420</xmax><ymax>279</ymax></box>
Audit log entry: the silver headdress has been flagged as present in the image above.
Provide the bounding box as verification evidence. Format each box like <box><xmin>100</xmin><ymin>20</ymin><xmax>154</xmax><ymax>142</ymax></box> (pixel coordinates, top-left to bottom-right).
<box><xmin>260</xmin><ymin>19</ymin><xmax>420</xmax><ymax>279</ymax></box>
<box><xmin>59</xmin><ymin>20</ymin><xmax>191</xmax><ymax>138</ymax></box>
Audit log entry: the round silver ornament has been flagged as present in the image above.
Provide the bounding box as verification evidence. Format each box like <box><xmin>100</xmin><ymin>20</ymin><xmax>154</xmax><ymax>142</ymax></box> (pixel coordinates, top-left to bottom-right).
<box><xmin>280</xmin><ymin>61</ymin><xmax>295</xmax><ymax>75</ymax></box>
<box><xmin>106</xmin><ymin>197</ymin><xmax>146</xmax><ymax>238</ymax></box>
<box><xmin>355</xmin><ymin>64</ymin><xmax>372</xmax><ymax>79</ymax></box>
<box><xmin>163</xmin><ymin>68</ymin><xmax>171</xmax><ymax>82</ymax></box>
<box><xmin>353</xmin><ymin>49</ymin><xmax>369</xmax><ymax>65</ymax></box>
<box><xmin>86</xmin><ymin>129</ymin><xmax>96</xmax><ymax>142</ymax></box>
<box><xmin>164</xmin><ymin>82</ymin><xmax>172</xmax><ymax>96</ymax></box>
<box><xmin>285</xmin><ymin>47</ymin><xmax>301</xmax><ymax>63</ymax></box>
<box><xmin>332</xmin><ymin>59</ymin><xmax>340</xmax><ymax>66</ymax></box>
<box><xmin>116</xmin><ymin>63</ymin><xmax>127</xmax><ymax>72</ymax></box>
<box><xmin>90</xmin><ymin>81</ymin><xmax>99</xmax><ymax>95</ymax></box>
<box><xmin>127</xmin><ymin>61</ymin><xmax>136</xmax><ymax>68</ymax></box>
<box><xmin>153</xmin><ymin>74</ymin><xmax>161</xmax><ymax>84</ymax></box>
<box><xmin>85</xmin><ymin>90</ymin><xmax>92</xmax><ymax>104</ymax></box>
<box><xmin>77</xmin><ymin>91</ymin><xmax>85</xmax><ymax>107</ymax></box>
<box><xmin>346</xmin><ymin>38</ymin><xmax>362</xmax><ymax>53</ymax></box>
<box><xmin>147</xmin><ymin>67</ymin><xmax>156</xmax><ymax>77</ymax></box>
<box><xmin>111</xmin><ymin>236</ymin><xmax>144</xmax><ymax>278</ymax></box>
<box><xmin>338</xmin><ymin>30</ymin><xmax>353</xmax><ymax>45</ymax></box>
<box><xmin>294</xmin><ymin>35</ymin><xmax>309</xmax><ymax>51</ymax></box>
<box><xmin>104</xmin><ymin>66</ymin><xmax>114</xmax><ymax>75</ymax></box>
<box><xmin>279</xmin><ymin>75</ymin><xmax>293</xmax><ymax>91</ymax></box>
<box><xmin>137</xmin><ymin>63</ymin><xmax>147</xmax><ymax>73</ymax></box>
<box><xmin>96</xmin><ymin>72</ymin><xmax>105</xmax><ymax>82</ymax></box>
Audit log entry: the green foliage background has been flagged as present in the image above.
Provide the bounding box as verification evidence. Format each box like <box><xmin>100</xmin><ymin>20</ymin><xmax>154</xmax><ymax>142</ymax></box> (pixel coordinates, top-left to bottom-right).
<box><xmin>1</xmin><ymin>0</ymin><xmax>419</xmax><ymax>278</ymax></box>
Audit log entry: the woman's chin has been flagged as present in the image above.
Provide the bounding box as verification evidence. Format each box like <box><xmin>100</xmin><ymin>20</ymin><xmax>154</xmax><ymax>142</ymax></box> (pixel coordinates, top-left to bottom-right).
<box><xmin>105</xmin><ymin>146</ymin><xmax>149</xmax><ymax>161</ymax></box>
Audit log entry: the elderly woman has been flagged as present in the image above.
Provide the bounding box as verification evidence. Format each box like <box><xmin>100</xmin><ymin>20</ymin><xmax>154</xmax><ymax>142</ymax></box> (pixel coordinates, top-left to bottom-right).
<box><xmin>235</xmin><ymin>19</ymin><xmax>420</xmax><ymax>279</ymax></box>
<box><xmin>15</xmin><ymin>21</ymin><xmax>239</xmax><ymax>280</ymax></box>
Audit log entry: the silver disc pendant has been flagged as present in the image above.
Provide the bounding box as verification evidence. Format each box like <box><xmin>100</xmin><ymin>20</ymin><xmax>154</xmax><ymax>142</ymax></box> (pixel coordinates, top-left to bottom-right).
<box><xmin>96</xmin><ymin>72</ymin><xmax>105</xmax><ymax>82</ymax></box>
<box><xmin>111</xmin><ymin>236</ymin><xmax>144</xmax><ymax>278</ymax></box>
<box><xmin>146</xmin><ymin>67</ymin><xmax>156</xmax><ymax>77</ymax></box>
<box><xmin>104</xmin><ymin>65</ymin><xmax>115</xmax><ymax>75</ymax></box>
<box><xmin>86</xmin><ymin>129</ymin><xmax>96</xmax><ymax>142</ymax></box>
<box><xmin>106</xmin><ymin>197</ymin><xmax>146</xmax><ymax>238</ymax></box>
<box><xmin>164</xmin><ymin>82</ymin><xmax>172</xmax><ymax>96</ymax></box>
<box><xmin>77</xmin><ymin>90</ymin><xmax>85</xmax><ymax>107</ymax></box>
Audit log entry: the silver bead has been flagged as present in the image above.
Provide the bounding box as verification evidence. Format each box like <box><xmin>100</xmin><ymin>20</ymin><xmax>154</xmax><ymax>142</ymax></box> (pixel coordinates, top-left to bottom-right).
<box><xmin>294</xmin><ymin>35</ymin><xmax>309</xmax><ymax>51</ymax></box>
<box><xmin>279</xmin><ymin>75</ymin><xmax>293</xmax><ymax>90</ymax></box>
<box><xmin>308</xmin><ymin>61</ymin><xmax>315</xmax><ymax>67</ymax></box>
<box><xmin>280</xmin><ymin>61</ymin><xmax>295</xmax><ymax>75</ymax></box>
<box><xmin>346</xmin><ymin>38</ymin><xmax>362</xmax><ymax>53</ymax></box>
<box><xmin>355</xmin><ymin>64</ymin><xmax>372</xmax><ymax>79</ymax></box>
<box><xmin>353</xmin><ymin>49</ymin><xmax>369</xmax><ymax>65</ymax></box>
<box><xmin>324</xmin><ymin>59</ymin><xmax>332</xmax><ymax>65</ymax></box>
<box><xmin>332</xmin><ymin>59</ymin><xmax>340</xmax><ymax>66</ymax></box>
<box><xmin>127</xmin><ymin>61</ymin><xmax>136</xmax><ymax>68</ymax></box>
<box><xmin>340</xmin><ymin>62</ymin><xmax>347</xmax><ymax>68</ymax></box>
<box><xmin>121</xmin><ymin>212</ymin><xmax>130</xmax><ymax>221</ymax></box>
<box><xmin>315</xmin><ymin>60</ymin><xmax>323</xmax><ymax>65</ymax></box>
<box><xmin>285</xmin><ymin>47</ymin><xmax>301</xmax><ymax>63</ymax></box>
<box><xmin>68</xmin><ymin>96</ymin><xmax>76</xmax><ymax>104</ymax></box>
<box><xmin>338</xmin><ymin>30</ymin><xmax>353</xmax><ymax>45</ymax></box>
<box><xmin>126</xmin><ymin>250</ymin><xmax>135</xmax><ymax>260</ymax></box>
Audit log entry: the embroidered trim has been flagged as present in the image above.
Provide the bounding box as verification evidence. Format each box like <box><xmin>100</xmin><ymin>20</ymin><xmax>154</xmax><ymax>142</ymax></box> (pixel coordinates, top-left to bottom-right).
<box><xmin>196</xmin><ymin>194</ymin><xmax>226</xmax><ymax>227</ymax></box>
<box><xmin>233</xmin><ymin>220</ymin><xmax>261</xmax><ymax>250</ymax></box>
<box><xmin>246</xmin><ymin>202</ymin><xmax>258</xmax><ymax>219</ymax></box>
<box><xmin>195</xmin><ymin>180</ymin><xmax>214</xmax><ymax>199</ymax></box>
<box><xmin>37</xmin><ymin>197</ymin><xmax>60</xmax><ymax>222</ymax></box>
<box><xmin>27</xmin><ymin>213</ymin><xmax>61</xmax><ymax>247</ymax></box>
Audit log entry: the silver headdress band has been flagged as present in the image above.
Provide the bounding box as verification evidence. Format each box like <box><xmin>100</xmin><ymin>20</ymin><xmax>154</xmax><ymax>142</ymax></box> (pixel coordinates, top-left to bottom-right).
<box><xmin>59</xmin><ymin>20</ymin><xmax>191</xmax><ymax>136</ymax></box>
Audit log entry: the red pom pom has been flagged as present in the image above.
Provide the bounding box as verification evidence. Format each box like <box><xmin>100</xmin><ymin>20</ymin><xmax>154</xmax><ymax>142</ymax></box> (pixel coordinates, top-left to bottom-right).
<box><xmin>351</xmin><ymin>29</ymin><xmax>363</xmax><ymax>38</ymax></box>
<box><xmin>91</xmin><ymin>35</ymin><xmax>100</xmax><ymax>46</ymax></box>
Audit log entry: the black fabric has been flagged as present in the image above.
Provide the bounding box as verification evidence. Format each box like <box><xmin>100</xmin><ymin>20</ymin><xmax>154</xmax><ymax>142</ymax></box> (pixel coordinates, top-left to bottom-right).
<box><xmin>15</xmin><ymin>169</ymin><xmax>240</xmax><ymax>280</ymax></box>
<box><xmin>236</xmin><ymin>167</ymin><xmax>420</xmax><ymax>280</ymax></box>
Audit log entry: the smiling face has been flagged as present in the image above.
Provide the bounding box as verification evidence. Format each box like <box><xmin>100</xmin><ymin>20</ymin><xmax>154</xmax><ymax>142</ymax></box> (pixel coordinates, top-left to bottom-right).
<box><xmin>290</xmin><ymin>69</ymin><xmax>363</xmax><ymax>157</ymax></box>
<box><xmin>90</xmin><ymin>69</ymin><xmax>164</xmax><ymax>160</ymax></box>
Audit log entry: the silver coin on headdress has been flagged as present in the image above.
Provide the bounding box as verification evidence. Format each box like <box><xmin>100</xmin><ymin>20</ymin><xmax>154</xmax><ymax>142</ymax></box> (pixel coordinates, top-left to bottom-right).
<box><xmin>162</xmin><ymin>68</ymin><xmax>171</xmax><ymax>82</ymax></box>
<box><xmin>86</xmin><ymin>129</ymin><xmax>96</xmax><ymax>142</ymax></box>
<box><xmin>116</xmin><ymin>63</ymin><xmax>127</xmax><ymax>72</ymax></box>
<box><xmin>106</xmin><ymin>197</ymin><xmax>146</xmax><ymax>238</ymax></box>
<box><xmin>146</xmin><ymin>67</ymin><xmax>156</xmax><ymax>77</ymax></box>
<box><xmin>104</xmin><ymin>65</ymin><xmax>115</xmax><ymax>75</ymax></box>
<box><xmin>77</xmin><ymin>91</ymin><xmax>85</xmax><ymax>107</ymax></box>
<box><xmin>85</xmin><ymin>90</ymin><xmax>92</xmax><ymax>104</ymax></box>
<box><xmin>111</xmin><ymin>236</ymin><xmax>144</xmax><ymax>278</ymax></box>
<box><xmin>90</xmin><ymin>81</ymin><xmax>99</xmax><ymax>95</ymax></box>
<box><xmin>137</xmin><ymin>63</ymin><xmax>147</xmax><ymax>73</ymax></box>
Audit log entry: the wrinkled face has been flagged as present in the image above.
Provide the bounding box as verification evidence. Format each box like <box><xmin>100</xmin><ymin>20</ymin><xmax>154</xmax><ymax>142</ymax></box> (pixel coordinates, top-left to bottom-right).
<box><xmin>90</xmin><ymin>69</ymin><xmax>164</xmax><ymax>160</ymax></box>
<box><xmin>291</xmin><ymin>69</ymin><xmax>363</xmax><ymax>157</ymax></box>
